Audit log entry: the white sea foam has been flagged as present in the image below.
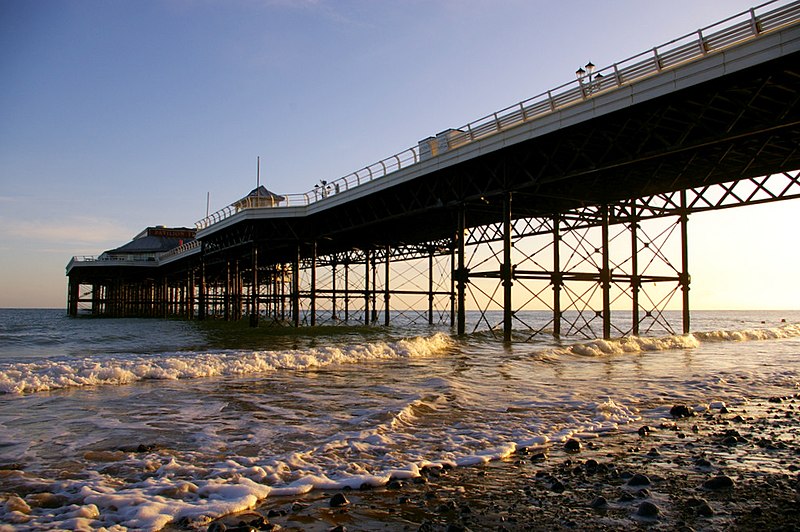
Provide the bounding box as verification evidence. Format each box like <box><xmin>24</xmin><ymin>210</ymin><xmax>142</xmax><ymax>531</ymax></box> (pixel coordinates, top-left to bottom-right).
<box><xmin>0</xmin><ymin>333</ymin><xmax>454</xmax><ymax>394</ymax></box>
<box><xmin>543</xmin><ymin>322</ymin><xmax>800</xmax><ymax>359</ymax></box>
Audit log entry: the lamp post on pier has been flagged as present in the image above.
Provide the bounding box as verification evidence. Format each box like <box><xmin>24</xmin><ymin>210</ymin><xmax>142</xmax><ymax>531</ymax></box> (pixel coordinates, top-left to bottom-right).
<box><xmin>576</xmin><ymin>61</ymin><xmax>603</xmax><ymax>96</ymax></box>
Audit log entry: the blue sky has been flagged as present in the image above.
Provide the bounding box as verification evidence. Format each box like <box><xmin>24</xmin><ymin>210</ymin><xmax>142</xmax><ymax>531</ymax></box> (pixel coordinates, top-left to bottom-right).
<box><xmin>1</xmin><ymin>0</ymin><xmax>798</xmax><ymax>309</ymax></box>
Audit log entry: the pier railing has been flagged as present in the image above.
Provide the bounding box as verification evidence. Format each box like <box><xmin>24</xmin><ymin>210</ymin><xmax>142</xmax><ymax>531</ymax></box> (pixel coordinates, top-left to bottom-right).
<box><xmin>68</xmin><ymin>239</ymin><xmax>202</xmax><ymax>270</ymax></box>
<box><xmin>195</xmin><ymin>0</ymin><xmax>800</xmax><ymax>232</ymax></box>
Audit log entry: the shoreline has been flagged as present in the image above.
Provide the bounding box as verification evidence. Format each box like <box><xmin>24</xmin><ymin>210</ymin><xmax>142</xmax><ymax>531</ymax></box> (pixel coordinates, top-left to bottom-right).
<box><xmin>204</xmin><ymin>393</ymin><xmax>800</xmax><ymax>531</ymax></box>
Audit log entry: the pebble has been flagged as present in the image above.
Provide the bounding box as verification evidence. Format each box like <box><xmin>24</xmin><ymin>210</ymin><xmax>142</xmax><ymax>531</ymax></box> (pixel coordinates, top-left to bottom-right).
<box><xmin>671</xmin><ymin>405</ymin><xmax>694</xmax><ymax>418</ymax></box>
<box><xmin>330</xmin><ymin>493</ymin><xmax>350</xmax><ymax>507</ymax></box>
<box><xmin>628</xmin><ymin>473</ymin><xmax>651</xmax><ymax>486</ymax></box>
<box><xmin>703</xmin><ymin>475</ymin><xmax>735</xmax><ymax>490</ymax></box>
<box><xmin>590</xmin><ymin>495</ymin><xmax>608</xmax><ymax>509</ymax></box>
<box><xmin>636</xmin><ymin>501</ymin><xmax>660</xmax><ymax>518</ymax></box>
<box><xmin>564</xmin><ymin>439</ymin><xmax>582</xmax><ymax>452</ymax></box>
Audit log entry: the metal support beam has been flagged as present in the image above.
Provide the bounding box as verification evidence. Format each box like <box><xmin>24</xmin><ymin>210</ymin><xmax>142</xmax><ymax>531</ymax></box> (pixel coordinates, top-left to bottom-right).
<box><xmin>310</xmin><ymin>241</ymin><xmax>317</xmax><ymax>326</ymax></box>
<box><xmin>456</xmin><ymin>205</ymin><xmax>467</xmax><ymax>336</ymax></box>
<box><xmin>601</xmin><ymin>205</ymin><xmax>611</xmax><ymax>340</ymax></box>
<box><xmin>552</xmin><ymin>215</ymin><xmax>561</xmax><ymax>338</ymax></box>
<box><xmin>364</xmin><ymin>249</ymin><xmax>371</xmax><ymax>325</ymax></box>
<box><xmin>250</xmin><ymin>246</ymin><xmax>259</xmax><ymax>328</ymax></box>
<box><xmin>428</xmin><ymin>247</ymin><xmax>435</xmax><ymax>325</ymax></box>
<box><xmin>680</xmin><ymin>190</ymin><xmax>691</xmax><ymax>334</ymax></box>
<box><xmin>384</xmin><ymin>245</ymin><xmax>391</xmax><ymax>327</ymax></box>
<box><xmin>502</xmin><ymin>193</ymin><xmax>513</xmax><ymax>343</ymax></box>
<box><xmin>292</xmin><ymin>245</ymin><xmax>300</xmax><ymax>327</ymax></box>
<box><xmin>631</xmin><ymin>218</ymin><xmax>640</xmax><ymax>337</ymax></box>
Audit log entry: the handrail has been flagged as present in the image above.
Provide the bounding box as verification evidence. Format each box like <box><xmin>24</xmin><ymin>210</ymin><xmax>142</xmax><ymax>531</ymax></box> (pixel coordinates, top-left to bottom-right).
<box><xmin>195</xmin><ymin>0</ymin><xmax>800</xmax><ymax>232</ymax></box>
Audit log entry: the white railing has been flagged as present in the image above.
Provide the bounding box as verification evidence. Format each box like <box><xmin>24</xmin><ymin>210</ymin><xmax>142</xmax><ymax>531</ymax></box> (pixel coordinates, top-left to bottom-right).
<box><xmin>195</xmin><ymin>0</ymin><xmax>800</xmax><ymax>232</ymax></box>
<box><xmin>69</xmin><ymin>239</ymin><xmax>203</xmax><ymax>270</ymax></box>
<box><xmin>158</xmin><ymin>239</ymin><xmax>201</xmax><ymax>261</ymax></box>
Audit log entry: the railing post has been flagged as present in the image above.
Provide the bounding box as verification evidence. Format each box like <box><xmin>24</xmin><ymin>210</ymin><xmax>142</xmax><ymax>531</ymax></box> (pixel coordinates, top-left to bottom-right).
<box><xmin>749</xmin><ymin>8</ymin><xmax>760</xmax><ymax>35</ymax></box>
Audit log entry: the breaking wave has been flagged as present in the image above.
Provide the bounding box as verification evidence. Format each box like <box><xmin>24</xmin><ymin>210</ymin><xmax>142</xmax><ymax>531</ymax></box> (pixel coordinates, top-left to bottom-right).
<box><xmin>0</xmin><ymin>333</ymin><xmax>454</xmax><ymax>394</ymax></box>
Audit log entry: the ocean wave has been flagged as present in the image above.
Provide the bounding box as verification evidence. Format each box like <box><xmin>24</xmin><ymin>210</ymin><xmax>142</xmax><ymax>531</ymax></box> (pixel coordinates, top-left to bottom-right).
<box><xmin>0</xmin><ymin>333</ymin><xmax>454</xmax><ymax>394</ymax></box>
<box><xmin>543</xmin><ymin>322</ymin><xmax>800</xmax><ymax>358</ymax></box>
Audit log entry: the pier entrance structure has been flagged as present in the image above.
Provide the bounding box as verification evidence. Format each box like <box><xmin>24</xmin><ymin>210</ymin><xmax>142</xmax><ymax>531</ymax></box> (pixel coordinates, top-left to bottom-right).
<box><xmin>67</xmin><ymin>1</ymin><xmax>800</xmax><ymax>341</ymax></box>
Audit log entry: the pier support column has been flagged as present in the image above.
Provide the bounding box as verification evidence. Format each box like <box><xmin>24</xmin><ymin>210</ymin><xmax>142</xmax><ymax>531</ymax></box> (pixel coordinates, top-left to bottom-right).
<box><xmin>384</xmin><ymin>245</ymin><xmax>391</xmax><ymax>327</ymax></box>
<box><xmin>292</xmin><ymin>245</ymin><xmax>300</xmax><ymax>327</ymax></box>
<box><xmin>428</xmin><ymin>247</ymin><xmax>435</xmax><ymax>325</ymax></box>
<box><xmin>67</xmin><ymin>278</ymin><xmax>79</xmax><ymax>317</ymax></box>
<box><xmin>344</xmin><ymin>262</ymin><xmax>350</xmax><ymax>322</ymax></box>
<box><xmin>331</xmin><ymin>261</ymin><xmax>337</xmax><ymax>321</ymax></box>
<box><xmin>250</xmin><ymin>245</ymin><xmax>259</xmax><ymax>328</ymax></box>
<box><xmin>371</xmin><ymin>253</ymin><xmax>378</xmax><ymax>323</ymax></box>
<box><xmin>502</xmin><ymin>193</ymin><xmax>513</xmax><ymax>343</ymax></box>
<box><xmin>198</xmin><ymin>253</ymin><xmax>207</xmax><ymax>321</ymax></box>
<box><xmin>310</xmin><ymin>241</ymin><xmax>317</xmax><ymax>326</ymax></box>
<box><xmin>601</xmin><ymin>205</ymin><xmax>611</xmax><ymax>340</ymax></box>
<box><xmin>680</xmin><ymin>190</ymin><xmax>691</xmax><ymax>334</ymax></box>
<box><xmin>552</xmin><ymin>215</ymin><xmax>562</xmax><ymax>339</ymax></box>
<box><xmin>456</xmin><ymin>205</ymin><xmax>467</xmax><ymax>336</ymax></box>
<box><xmin>364</xmin><ymin>250</ymin><xmax>371</xmax><ymax>325</ymax></box>
<box><xmin>631</xmin><ymin>217</ymin><xmax>641</xmax><ymax>337</ymax></box>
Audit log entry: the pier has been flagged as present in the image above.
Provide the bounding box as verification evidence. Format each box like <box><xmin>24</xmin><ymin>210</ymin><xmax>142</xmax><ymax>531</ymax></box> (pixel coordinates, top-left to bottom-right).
<box><xmin>67</xmin><ymin>1</ymin><xmax>800</xmax><ymax>341</ymax></box>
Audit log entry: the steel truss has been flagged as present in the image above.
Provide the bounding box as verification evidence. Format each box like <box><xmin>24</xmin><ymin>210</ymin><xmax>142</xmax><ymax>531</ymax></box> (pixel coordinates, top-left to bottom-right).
<box><xmin>458</xmin><ymin>170</ymin><xmax>799</xmax><ymax>341</ymax></box>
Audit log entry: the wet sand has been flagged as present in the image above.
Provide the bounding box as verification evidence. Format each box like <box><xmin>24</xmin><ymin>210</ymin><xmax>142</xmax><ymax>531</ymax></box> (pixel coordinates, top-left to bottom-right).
<box><xmin>206</xmin><ymin>393</ymin><xmax>800</xmax><ymax>531</ymax></box>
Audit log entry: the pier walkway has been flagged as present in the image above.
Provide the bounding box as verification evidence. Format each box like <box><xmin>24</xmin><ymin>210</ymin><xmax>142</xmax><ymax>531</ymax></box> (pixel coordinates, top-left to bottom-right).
<box><xmin>67</xmin><ymin>0</ymin><xmax>800</xmax><ymax>341</ymax></box>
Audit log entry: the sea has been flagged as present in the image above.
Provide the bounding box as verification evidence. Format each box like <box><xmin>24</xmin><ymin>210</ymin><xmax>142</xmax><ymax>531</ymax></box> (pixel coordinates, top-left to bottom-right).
<box><xmin>1</xmin><ymin>308</ymin><xmax>799</xmax><ymax>531</ymax></box>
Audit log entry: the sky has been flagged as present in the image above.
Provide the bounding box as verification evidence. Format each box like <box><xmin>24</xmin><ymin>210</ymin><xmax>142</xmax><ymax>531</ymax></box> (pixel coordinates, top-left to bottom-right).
<box><xmin>1</xmin><ymin>0</ymin><xmax>798</xmax><ymax>310</ymax></box>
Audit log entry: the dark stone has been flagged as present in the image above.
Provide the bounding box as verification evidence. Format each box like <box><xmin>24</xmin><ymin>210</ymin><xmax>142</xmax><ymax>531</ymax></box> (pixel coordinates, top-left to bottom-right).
<box><xmin>628</xmin><ymin>473</ymin><xmax>651</xmax><ymax>486</ymax></box>
<box><xmin>696</xmin><ymin>502</ymin><xmax>714</xmax><ymax>517</ymax></box>
<box><xmin>445</xmin><ymin>525</ymin><xmax>466</xmax><ymax>532</ymax></box>
<box><xmin>636</xmin><ymin>501</ymin><xmax>660</xmax><ymax>518</ymax></box>
<box><xmin>720</xmin><ymin>405</ymin><xmax>729</xmax><ymax>414</ymax></box>
<box><xmin>530</xmin><ymin>452</ymin><xmax>548</xmax><ymax>462</ymax></box>
<box><xmin>618</xmin><ymin>492</ymin><xmax>635</xmax><ymax>502</ymax></box>
<box><xmin>208</xmin><ymin>523</ymin><xmax>227</xmax><ymax>532</ymax></box>
<box><xmin>647</xmin><ymin>448</ymin><xmax>660</xmax><ymax>457</ymax></box>
<box><xmin>671</xmin><ymin>405</ymin><xmax>693</xmax><ymax>418</ymax></box>
<box><xmin>590</xmin><ymin>495</ymin><xmax>608</xmax><ymax>509</ymax></box>
<box><xmin>636</xmin><ymin>488</ymin><xmax>650</xmax><ymax>498</ymax></box>
<box><xmin>584</xmin><ymin>459</ymin><xmax>599</xmax><ymax>473</ymax></box>
<box><xmin>722</xmin><ymin>436</ymin><xmax>739</xmax><ymax>446</ymax></box>
<box><xmin>768</xmin><ymin>396</ymin><xmax>783</xmax><ymax>403</ymax></box>
<box><xmin>291</xmin><ymin>502</ymin><xmax>309</xmax><ymax>512</ymax></box>
<box><xmin>638</xmin><ymin>426</ymin><xmax>651</xmax><ymax>437</ymax></box>
<box><xmin>330</xmin><ymin>493</ymin><xmax>350</xmax><ymax>508</ymax></box>
<box><xmin>703</xmin><ymin>475</ymin><xmax>735</xmax><ymax>490</ymax></box>
<box><xmin>564</xmin><ymin>439</ymin><xmax>582</xmax><ymax>453</ymax></box>
<box><xmin>550</xmin><ymin>479</ymin><xmax>566</xmax><ymax>493</ymax></box>
<box><xmin>695</xmin><ymin>458</ymin><xmax>712</xmax><ymax>468</ymax></box>
<box><xmin>328</xmin><ymin>527</ymin><xmax>347</xmax><ymax>532</ymax></box>
<box><xmin>387</xmin><ymin>479</ymin><xmax>404</xmax><ymax>490</ymax></box>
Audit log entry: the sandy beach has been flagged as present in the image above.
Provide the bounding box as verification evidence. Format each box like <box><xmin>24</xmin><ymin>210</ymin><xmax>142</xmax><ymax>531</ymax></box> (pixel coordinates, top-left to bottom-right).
<box><xmin>206</xmin><ymin>393</ymin><xmax>800</xmax><ymax>532</ymax></box>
